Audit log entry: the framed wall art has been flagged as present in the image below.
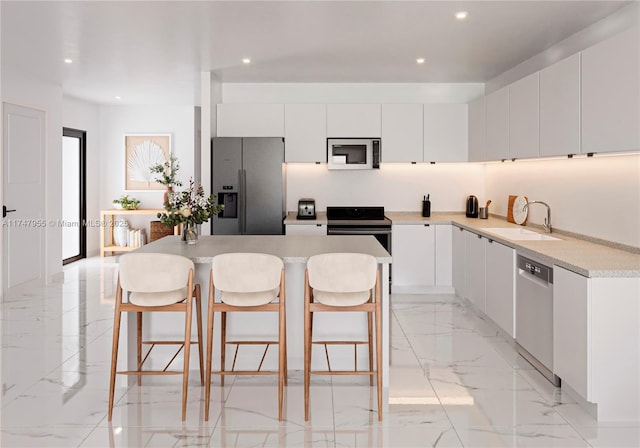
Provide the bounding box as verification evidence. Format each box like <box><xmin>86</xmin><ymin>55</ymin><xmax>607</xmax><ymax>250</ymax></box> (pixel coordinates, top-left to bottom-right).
<box><xmin>124</xmin><ymin>134</ymin><xmax>171</xmax><ymax>191</ymax></box>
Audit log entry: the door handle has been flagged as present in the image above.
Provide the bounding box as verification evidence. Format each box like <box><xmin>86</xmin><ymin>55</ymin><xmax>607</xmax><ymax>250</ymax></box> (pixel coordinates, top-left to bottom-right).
<box><xmin>3</xmin><ymin>206</ymin><xmax>16</xmax><ymax>218</ymax></box>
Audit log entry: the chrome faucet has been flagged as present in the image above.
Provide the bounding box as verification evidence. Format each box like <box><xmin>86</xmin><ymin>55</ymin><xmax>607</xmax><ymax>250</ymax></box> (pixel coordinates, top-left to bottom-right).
<box><xmin>523</xmin><ymin>201</ymin><xmax>552</xmax><ymax>233</ymax></box>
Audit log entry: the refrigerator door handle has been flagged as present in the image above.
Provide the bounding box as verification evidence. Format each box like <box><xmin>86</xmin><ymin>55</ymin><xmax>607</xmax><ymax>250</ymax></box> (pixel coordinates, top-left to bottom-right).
<box><xmin>242</xmin><ymin>169</ymin><xmax>247</xmax><ymax>233</ymax></box>
<box><xmin>237</xmin><ymin>169</ymin><xmax>244</xmax><ymax>234</ymax></box>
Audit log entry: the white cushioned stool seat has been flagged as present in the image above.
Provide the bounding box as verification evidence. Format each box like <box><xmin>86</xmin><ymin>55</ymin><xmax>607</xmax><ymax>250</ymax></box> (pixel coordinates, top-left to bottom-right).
<box><xmin>312</xmin><ymin>290</ymin><xmax>370</xmax><ymax>307</ymax></box>
<box><xmin>130</xmin><ymin>288</ymin><xmax>188</xmax><ymax>306</ymax></box>
<box><xmin>221</xmin><ymin>288</ymin><xmax>280</xmax><ymax>307</ymax></box>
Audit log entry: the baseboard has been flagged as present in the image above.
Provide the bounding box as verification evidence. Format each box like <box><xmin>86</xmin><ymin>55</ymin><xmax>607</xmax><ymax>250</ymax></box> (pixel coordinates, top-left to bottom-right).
<box><xmin>391</xmin><ymin>285</ymin><xmax>455</xmax><ymax>294</ymax></box>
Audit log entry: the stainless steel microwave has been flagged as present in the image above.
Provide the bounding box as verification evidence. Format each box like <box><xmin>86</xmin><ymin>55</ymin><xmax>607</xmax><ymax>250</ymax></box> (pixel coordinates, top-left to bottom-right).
<box><xmin>327</xmin><ymin>138</ymin><xmax>381</xmax><ymax>170</ymax></box>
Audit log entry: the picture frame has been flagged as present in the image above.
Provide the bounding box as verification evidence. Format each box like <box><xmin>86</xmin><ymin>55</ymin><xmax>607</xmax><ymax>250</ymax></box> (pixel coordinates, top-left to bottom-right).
<box><xmin>124</xmin><ymin>134</ymin><xmax>171</xmax><ymax>191</ymax></box>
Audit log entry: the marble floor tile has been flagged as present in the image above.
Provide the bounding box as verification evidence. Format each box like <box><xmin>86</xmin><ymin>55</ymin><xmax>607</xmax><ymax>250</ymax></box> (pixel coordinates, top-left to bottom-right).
<box><xmin>2</xmin><ymin>258</ymin><xmax>638</xmax><ymax>447</ymax></box>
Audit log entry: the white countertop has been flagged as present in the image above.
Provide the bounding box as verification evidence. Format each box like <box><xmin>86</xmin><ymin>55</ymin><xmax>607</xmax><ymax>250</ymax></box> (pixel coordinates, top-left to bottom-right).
<box><xmin>134</xmin><ymin>234</ymin><xmax>392</xmax><ymax>264</ymax></box>
<box><xmin>284</xmin><ymin>211</ymin><xmax>640</xmax><ymax>278</ymax></box>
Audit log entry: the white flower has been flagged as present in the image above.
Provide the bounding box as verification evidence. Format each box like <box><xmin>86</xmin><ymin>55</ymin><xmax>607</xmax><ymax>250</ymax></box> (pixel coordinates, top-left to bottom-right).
<box><xmin>180</xmin><ymin>207</ymin><xmax>192</xmax><ymax>217</ymax></box>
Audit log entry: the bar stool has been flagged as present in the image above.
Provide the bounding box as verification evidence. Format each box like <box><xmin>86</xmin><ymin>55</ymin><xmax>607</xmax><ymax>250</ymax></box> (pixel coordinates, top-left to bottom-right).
<box><xmin>205</xmin><ymin>253</ymin><xmax>287</xmax><ymax>421</ymax></box>
<box><xmin>304</xmin><ymin>253</ymin><xmax>382</xmax><ymax>421</ymax></box>
<box><xmin>108</xmin><ymin>253</ymin><xmax>204</xmax><ymax>422</ymax></box>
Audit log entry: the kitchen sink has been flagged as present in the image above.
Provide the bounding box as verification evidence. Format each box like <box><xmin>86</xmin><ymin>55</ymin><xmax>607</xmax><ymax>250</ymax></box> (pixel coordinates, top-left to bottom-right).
<box><xmin>481</xmin><ymin>227</ymin><xmax>561</xmax><ymax>241</ymax></box>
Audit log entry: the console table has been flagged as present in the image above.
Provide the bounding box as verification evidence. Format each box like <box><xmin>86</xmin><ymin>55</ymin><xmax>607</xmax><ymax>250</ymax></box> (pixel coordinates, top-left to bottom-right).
<box><xmin>100</xmin><ymin>209</ymin><xmax>179</xmax><ymax>257</ymax></box>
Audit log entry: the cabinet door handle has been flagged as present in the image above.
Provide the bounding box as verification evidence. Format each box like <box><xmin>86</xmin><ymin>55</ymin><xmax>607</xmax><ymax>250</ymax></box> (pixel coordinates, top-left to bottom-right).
<box><xmin>477</xmin><ymin>234</ymin><xmax>482</xmax><ymax>239</ymax></box>
<box><xmin>424</xmin><ymin>224</ymin><xmax>430</xmax><ymax>227</ymax></box>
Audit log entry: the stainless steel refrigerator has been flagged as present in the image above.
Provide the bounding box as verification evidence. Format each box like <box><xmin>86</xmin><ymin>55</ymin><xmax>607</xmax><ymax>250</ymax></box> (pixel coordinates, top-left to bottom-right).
<box><xmin>211</xmin><ymin>137</ymin><xmax>285</xmax><ymax>235</ymax></box>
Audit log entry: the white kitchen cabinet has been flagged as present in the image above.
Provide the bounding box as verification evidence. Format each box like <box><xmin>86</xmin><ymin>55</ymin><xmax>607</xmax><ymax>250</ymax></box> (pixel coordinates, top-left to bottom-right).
<box><xmin>284</xmin><ymin>104</ymin><xmax>326</xmax><ymax>163</ymax></box>
<box><xmin>465</xmin><ymin>230</ymin><xmax>486</xmax><ymax>313</ymax></box>
<box><xmin>485</xmin><ymin>86</ymin><xmax>510</xmax><ymax>161</ymax></box>
<box><xmin>285</xmin><ymin>224</ymin><xmax>326</xmax><ymax>236</ymax></box>
<box><xmin>434</xmin><ymin>225</ymin><xmax>453</xmax><ymax>287</ymax></box>
<box><xmin>581</xmin><ymin>27</ymin><xmax>640</xmax><ymax>154</ymax></box>
<box><xmin>553</xmin><ymin>266</ymin><xmax>640</xmax><ymax>421</ymax></box>
<box><xmin>485</xmin><ymin>239</ymin><xmax>516</xmax><ymax>337</ymax></box>
<box><xmin>468</xmin><ymin>96</ymin><xmax>486</xmax><ymax>162</ymax></box>
<box><xmin>391</xmin><ymin>224</ymin><xmax>435</xmax><ymax>292</ymax></box>
<box><xmin>553</xmin><ymin>266</ymin><xmax>589</xmax><ymax>398</ymax></box>
<box><xmin>539</xmin><ymin>53</ymin><xmax>581</xmax><ymax>157</ymax></box>
<box><xmin>217</xmin><ymin>104</ymin><xmax>285</xmax><ymax>137</ymax></box>
<box><xmin>423</xmin><ymin>104</ymin><xmax>468</xmax><ymax>162</ymax></box>
<box><xmin>381</xmin><ymin>104</ymin><xmax>423</xmax><ymax>162</ymax></box>
<box><xmin>452</xmin><ymin>226</ymin><xmax>466</xmax><ymax>298</ymax></box>
<box><xmin>509</xmin><ymin>72</ymin><xmax>539</xmax><ymax>159</ymax></box>
<box><xmin>326</xmin><ymin>104</ymin><xmax>381</xmax><ymax>137</ymax></box>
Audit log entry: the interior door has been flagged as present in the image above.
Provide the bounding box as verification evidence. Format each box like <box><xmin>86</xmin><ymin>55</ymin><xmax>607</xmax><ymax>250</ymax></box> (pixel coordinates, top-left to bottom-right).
<box><xmin>2</xmin><ymin>103</ymin><xmax>46</xmax><ymax>295</ymax></box>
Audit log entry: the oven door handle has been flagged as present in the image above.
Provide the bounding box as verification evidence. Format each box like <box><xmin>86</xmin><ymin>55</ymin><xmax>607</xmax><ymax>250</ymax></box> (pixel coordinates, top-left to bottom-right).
<box><xmin>327</xmin><ymin>228</ymin><xmax>391</xmax><ymax>235</ymax></box>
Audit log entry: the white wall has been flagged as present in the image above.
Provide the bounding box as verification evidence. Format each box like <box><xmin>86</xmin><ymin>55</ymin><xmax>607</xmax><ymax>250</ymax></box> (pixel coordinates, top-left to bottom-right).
<box><xmin>63</xmin><ymin>96</ymin><xmax>101</xmax><ymax>257</ymax></box>
<box><xmin>98</xmin><ymin>105</ymin><xmax>196</xmax><ymax>210</ymax></box>
<box><xmin>485</xmin><ymin>155</ymin><xmax>640</xmax><ymax>248</ymax></box>
<box><xmin>222</xmin><ymin>83</ymin><xmax>484</xmax><ymax>104</ymax></box>
<box><xmin>287</xmin><ymin>163</ymin><xmax>485</xmax><ymax>213</ymax></box>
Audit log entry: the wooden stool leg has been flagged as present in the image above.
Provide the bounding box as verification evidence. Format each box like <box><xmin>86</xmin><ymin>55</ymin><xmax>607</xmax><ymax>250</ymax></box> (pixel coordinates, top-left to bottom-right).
<box><xmin>304</xmin><ymin>275</ymin><xmax>311</xmax><ymax>421</ymax></box>
<box><xmin>278</xmin><ymin>293</ymin><xmax>285</xmax><ymax>420</ymax></box>
<box><xmin>137</xmin><ymin>312</ymin><xmax>142</xmax><ymax>386</ymax></box>
<box><xmin>368</xmin><ymin>307</ymin><xmax>374</xmax><ymax>386</ymax></box>
<box><xmin>220</xmin><ymin>311</ymin><xmax>227</xmax><ymax>387</ymax></box>
<box><xmin>205</xmin><ymin>292</ymin><xmax>215</xmax><ymax>421</ymax></box>
<box><xmin>375</xmin><ymin>275</ymin><xmax>383</xmax><ymax>421</ymax></box>
<box><xmin>195</xmin><ymin>285</ymin><xmax>204</xmax><ymax>386</ymax></box>
<box><xmin>108</xmin><ymin>286</ymin><xmax>123</xmax><ymax>421</ymax></box>
<box><xmin>181</xmin><ymin>296</ymin><xmax>193</xmax><ymax>422</ymax></box>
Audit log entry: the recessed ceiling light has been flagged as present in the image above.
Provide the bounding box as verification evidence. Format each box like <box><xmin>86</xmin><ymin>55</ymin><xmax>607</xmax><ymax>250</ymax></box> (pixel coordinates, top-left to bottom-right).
<box><xmin>64</xmin><ymin>58</ymin><xmax>73</xmax><ymax>64</ymax></box>
<box><xmin>242</xmin><ymin>58</ymin><xmax>251</xmax><ymax>64</ymax></box>
<box><xmin>115</xmin><ymin>96</ymin><xmax>121</xmax><ymax>100</ymax></box>
<box><xmin>416</xmin><ymin>58</ymin><xmax>426</xmax><ymax>64</ymax></box>
<box><xmin>455</xmin><ymin>11</ymin><xmax>468</xmax><ymax>20</ymax></box>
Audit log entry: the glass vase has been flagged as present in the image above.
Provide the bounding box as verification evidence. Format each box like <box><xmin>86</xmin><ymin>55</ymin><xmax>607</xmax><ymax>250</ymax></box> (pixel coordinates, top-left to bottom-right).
<box><xmin>182</xmin><ymin>222</ymin><xmax>198</xmax><ymax>245</ymax></box>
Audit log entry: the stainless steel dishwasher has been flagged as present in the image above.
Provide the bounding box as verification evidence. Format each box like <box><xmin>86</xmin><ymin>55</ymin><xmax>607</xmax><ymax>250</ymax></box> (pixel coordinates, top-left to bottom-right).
<box><xmin>516</xmin><ymin>254</ymin><xmax>560</xmax><ymax>386</ymax></box>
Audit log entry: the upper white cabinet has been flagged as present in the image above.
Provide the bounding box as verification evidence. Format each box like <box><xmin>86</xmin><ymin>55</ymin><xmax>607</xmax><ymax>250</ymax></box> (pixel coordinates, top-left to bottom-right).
<box><xmin>284</xmin><ymin>104</ymin><xmax>327</xmax><ymax>163</ymax></box>
<box><xmin>468</xmin><ymin>96</ymin><xmax>486</xmax><ymax>162</ymax></box>
<box><xmin>485</xmin><ymin>239</ymin><xmax>516</xmax><ymax>337</ymax></box>
<box><xmin>485</xmin><ymin>87</ymin><xmax>510</xmax><ymax>161</ymax></box>
<box><xmin>423</xmin><ymin>104</ymin><xmax>468</xmax><ymax>162</ymax></box>
<box><xmin>509</xmin><ymin>72</ymin><xmax>539</xmax><ymax>159</ymax></box>
<box><xmin>326</xmin><ymin>104</ymin><xmax>381</xmax><ymax>137</ymax></box>
<box><xmin>582</xmin><ymin>27</ymin><xmax>640</xmax><ymax>154</ymax></box>
<box><xmin>539</xmin><ymin>53</ymin><xmax>581</xmax><ymax>157</ymax></box>
<box><xmin>217</xmin><ymin>104</ymin><xmax>284</xmax><ymax>137</ymax></box>
<box><xmin>381</xmin><ymin>104</ymin><xmax>423</xmax><ymax>162</ymax></box>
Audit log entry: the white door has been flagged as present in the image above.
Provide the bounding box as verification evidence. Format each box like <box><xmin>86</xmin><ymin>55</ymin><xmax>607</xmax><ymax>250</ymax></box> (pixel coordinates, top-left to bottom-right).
<box><xmin>2</xmin><ymin>103</ymin><xmax>46</xmax><ymax>296</ymax></box>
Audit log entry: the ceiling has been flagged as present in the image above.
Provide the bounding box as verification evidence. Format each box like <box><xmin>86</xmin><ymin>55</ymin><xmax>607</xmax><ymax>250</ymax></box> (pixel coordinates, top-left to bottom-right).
<box><xmin>0</xmin><ymin>1</ymin><xmax>632</xmax><ymax>105</ymax></box>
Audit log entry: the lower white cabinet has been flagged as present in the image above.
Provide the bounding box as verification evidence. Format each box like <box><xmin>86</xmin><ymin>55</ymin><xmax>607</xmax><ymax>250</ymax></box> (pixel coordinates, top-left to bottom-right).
<box><xmin>391</xmin><ymin>224</ymin><xmax>453</xmax><ymax>293</ymax></box>
<box><xmin>434</xmin><ymin>225</ymin><xmax>452</xmax><ymax>287</ymax></box>
<box><xmin>553</xmin><ymin>266</ymin><xmax>640</xmax><ymax>421</ymax></box>
<box><xmin>485</xmin><ymin>239</ymin><xmax>516</xmax><ymax>337</ymax></box>
<box><xmin>392</xmin><ymin>224</ymin><xmax>435</xmax><ymax>292</ymax></box>
<box><xmin>452</xmin><ymin>226</ymin><xmax>466</xmax><ymax>298</ymax></box>
<box><xmin>285</xmin><ymin>224</ymin><xmax>326</xmax><ymax>236</ymax></box>
<box><xmin>465</xmin><ymin>230</ymin><xmax>486</xmax><ymax>313</ymax></box>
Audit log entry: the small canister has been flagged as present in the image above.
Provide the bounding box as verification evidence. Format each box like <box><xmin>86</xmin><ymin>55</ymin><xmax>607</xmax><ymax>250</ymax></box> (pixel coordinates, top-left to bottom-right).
<box><xmin>478</xmin><ymin>207</ymin><xmax>489</xmax><ymax>219</ymax></box>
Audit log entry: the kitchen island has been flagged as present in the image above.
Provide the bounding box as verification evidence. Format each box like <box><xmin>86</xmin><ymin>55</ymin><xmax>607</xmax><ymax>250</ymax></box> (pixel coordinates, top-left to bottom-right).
<box><xmin>127</xmin><ymin>235</ymin><xmax>392</xmax><ymax>394</ymax></box>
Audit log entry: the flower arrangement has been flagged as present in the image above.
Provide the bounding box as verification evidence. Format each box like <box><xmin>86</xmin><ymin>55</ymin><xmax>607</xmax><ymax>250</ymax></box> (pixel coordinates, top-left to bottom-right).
<box><xmin>112</xmin><ymin>195</ymin><xmax>140</xmax><ymax>210</ymax></box>
<box><xmin>150</xmin><ymin>155</ymin><xmax>183</xmax><ymax>187</ymax></box>
<box><xmin>157</xmin><ymin>178</ymin><xmax>223</xmax><ymax>227</ymax></box>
